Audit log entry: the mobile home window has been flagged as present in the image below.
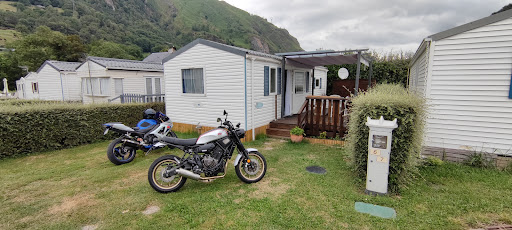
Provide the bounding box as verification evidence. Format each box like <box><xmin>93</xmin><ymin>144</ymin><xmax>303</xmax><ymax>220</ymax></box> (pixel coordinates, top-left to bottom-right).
<box><xmin>315</xmin><ymin>79</ymin><xmax>320</xmax><ymax>87</ymax></box>
<box><xmin>182</xmin><ymin>68</ymin><xmax>204</xmax><ymax>94</ymax></box>
<box><xmin>295</xmin><ymin>72</ymin><xmax>305</xmax><ymax>94</ymax></box>
<box><xmin>114</xmin><ymin>78</ymin><xmax>123</xmax><ymax>95</ymax></box>
<box><xmin>32</xmin><ymin>82</ymin><xmax>38</xmax><ymax>93</ymax></box>
<box><xmin>270</xmin><ymin>68</ymin><xmax>276</xmax><ymax>93</ymax></box>
<box><xmin>145</xmin><ymin>77</ymin><xmax>161</xmax><ymax>95</ymax></box>
<box><xmin>82</xmin><ymin>77</ymin><xmax>110</xmax><ymax>96</ymax></box>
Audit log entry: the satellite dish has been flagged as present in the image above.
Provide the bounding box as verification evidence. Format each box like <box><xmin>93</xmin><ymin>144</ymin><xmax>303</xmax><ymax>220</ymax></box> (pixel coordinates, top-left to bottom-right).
<box><xmin>338</xmin><ymin>68</ymin><xmax>349</xmax><ymax>80</ymax></box>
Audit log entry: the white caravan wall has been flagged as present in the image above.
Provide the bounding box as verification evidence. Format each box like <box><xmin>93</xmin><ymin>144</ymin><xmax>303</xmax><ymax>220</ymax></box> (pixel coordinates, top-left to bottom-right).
<box><xmin>425</xmin><ymin>17</ymin><xmax>512</xmax><ymax>154</ymax></box>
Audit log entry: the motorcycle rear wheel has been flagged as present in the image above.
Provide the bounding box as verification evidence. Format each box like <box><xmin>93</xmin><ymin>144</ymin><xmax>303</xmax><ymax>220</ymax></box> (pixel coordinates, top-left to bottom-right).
<box><xmin>107</xmin><ymin>137</ymin><xmax>136</xmax><ymax>165</ymax></box>
<box><xmin>148</xmin><ymin>155</ymin><xmax>187</xmax><ymax>193</ymax></box>
<box><xmin>235</xmin><ymin>151</ymin><xmax>267</xmax><ymax>183</ymax></box>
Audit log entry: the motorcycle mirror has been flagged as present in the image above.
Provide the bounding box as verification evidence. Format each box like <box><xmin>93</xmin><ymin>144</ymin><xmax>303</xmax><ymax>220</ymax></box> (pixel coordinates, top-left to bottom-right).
<box><xmin>223</xmin><ymin>110</ymin><xmax>227</xmax><ymax>116</ymax></box>
<box><xmin>217</xmin><ymin>118</ymin><xmax>222</xmax><ymax>122</ymax></box>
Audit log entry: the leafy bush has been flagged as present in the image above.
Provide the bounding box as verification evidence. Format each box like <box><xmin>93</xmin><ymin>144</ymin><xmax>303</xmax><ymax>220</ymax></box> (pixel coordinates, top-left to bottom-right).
<box><xmin>422</xmin><ymin>156</ymin><xmax>444</xmax><ymax>167</ymax></box>
<box><xmin>318</xmin><ymin>131</ymin><xmax>327</xmax><ymax>139</ymax></box>
<box><xmin>290</xmin><ymin>127</ymin><xmax>304</xmax><ymax>136</ymax></box>
<box><xmin>463</xmin><ymin>151</ymin><xmax>496</xmax><ymax>169</ymax></box>
<box><xmin>347</xmin><ymin>84</ymin><xmax>426</xmax><ymax>193</ymax></box>
<box><xmin>0</xmin><ymin>102</ymin><xmax>165</xmax><ymax>158</ymax></box>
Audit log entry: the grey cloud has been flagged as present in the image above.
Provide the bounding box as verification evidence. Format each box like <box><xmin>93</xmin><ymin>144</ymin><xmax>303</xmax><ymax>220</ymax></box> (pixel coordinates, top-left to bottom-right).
<box><xmin>224</xmin><ymin>0</ymin><xmax>509</xmax><ymax>52</ymax></box>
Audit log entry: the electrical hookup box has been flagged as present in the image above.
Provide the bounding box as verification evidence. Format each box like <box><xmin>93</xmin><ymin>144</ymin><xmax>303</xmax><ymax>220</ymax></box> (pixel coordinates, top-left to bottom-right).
<box><xmin>365</xmin><ymin>116</ymin><xmax>398</xmax><ymax>195</ymax></box>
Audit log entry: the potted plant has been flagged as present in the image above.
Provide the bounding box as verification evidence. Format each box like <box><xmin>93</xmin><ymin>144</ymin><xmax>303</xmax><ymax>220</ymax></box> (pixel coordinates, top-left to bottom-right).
<box><xmin>290</xmin><ymin>126</ymin><xmax>305</xmax><ymax>143</ymax></box>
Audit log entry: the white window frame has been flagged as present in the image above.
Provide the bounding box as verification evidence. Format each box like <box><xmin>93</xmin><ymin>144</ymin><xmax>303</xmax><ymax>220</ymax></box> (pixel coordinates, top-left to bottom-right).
<box><xmin>315</xmin><ymin>79</ymin><xmax>320</xmax><ymax>87</ymax></box>
<box><xmin>32</xmin><ymin>82</ymin><xmax>38</xmax><ymax>93</ymax></box>
<box><xmin>270</xmin><ymin>67</ymin><xmax>277</xmax><ymax>94</ymax></box>
<box><xmin>114</xmin><ymin>78</ymin><xmax>124</xmax><ymax>96</ymax></box>
<box><xmin>181</xmin><ymin>67</ymin><xmax>206</xmax><ymax>96</ymax></box>
<box><xmin>144</xmin><ymin>76</ymin><xmax>162</xmax><ymax>95</ymax></box>
<box><xmin>294</xmin><ymin>71</ymin><xmax>305</xmax><ymax>94</ymax></box>
<box><xmin>82</xmin><ymin>77</ymin><xmax>111</xmax><ymax>96</ymax></box>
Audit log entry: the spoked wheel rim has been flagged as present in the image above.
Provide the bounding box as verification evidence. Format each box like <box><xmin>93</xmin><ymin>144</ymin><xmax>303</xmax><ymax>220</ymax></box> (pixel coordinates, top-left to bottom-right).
<box><xmin>240</xmin><ymin>153</ymin><xmax>265</xmax><ymax>180</ymax></box>
<box><xmin>113</xmin><ymin>143</ymin><xmax>135</xmax><ymax>162</ymax></box>
<box><xmin>151</xmin><ymin>159</ymin><xmax>183</xmax><ymax>190</ymax></box>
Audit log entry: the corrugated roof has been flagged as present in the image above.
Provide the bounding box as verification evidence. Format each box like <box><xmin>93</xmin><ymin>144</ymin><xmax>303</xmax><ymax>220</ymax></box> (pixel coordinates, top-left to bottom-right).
<box><xmin>143</xmin><ymin>52</ymin><xmax>172</xmax><ymax>63</ymax></box>
<box><xmin>37</xmin><ymin>60</ymin><xmax>81</xmax><ymax>73</ymax></box>
<box><xmin>88</xmin><ymin>56</ymin><xmax>163</xmax><ymax>72</ymax></box>
<box><xmin>163</xmin><ymin>38</ymin><xmax>282</xmax><ymax>63</ymax></box>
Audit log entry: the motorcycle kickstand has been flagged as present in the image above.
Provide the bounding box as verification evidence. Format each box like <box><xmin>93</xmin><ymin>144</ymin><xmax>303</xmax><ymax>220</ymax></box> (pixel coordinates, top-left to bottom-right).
<box><xmin>145</xmin><ymin>147</ymin><xmax>155</xmax><ymax>156</ymax></box>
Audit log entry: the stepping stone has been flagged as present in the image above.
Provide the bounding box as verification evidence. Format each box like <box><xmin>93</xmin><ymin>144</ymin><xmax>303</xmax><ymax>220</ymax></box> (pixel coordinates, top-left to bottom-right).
<box><xmin>142</xmin><ymin>206</ymin><xmax>160</xmax><ymax>215</ymax></box>
<box><xmin>82</xmin><ymin>225</ymin><xmax>98</xmax><ymax>230</ymax></box>
<box><xmin>355</xmin><ymin>202</ymin><xmax>396</xmax><ymax>219</ymax></box>
<box><xmin>306</xmin><ymin>166</ymin><xmax>327</xmax><ymax>174</ymax></box>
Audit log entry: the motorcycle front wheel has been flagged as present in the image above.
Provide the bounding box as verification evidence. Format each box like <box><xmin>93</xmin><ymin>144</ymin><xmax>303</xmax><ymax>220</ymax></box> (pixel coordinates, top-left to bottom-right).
<box><xmin>107</xmin><ymin>137</ymin><xmax>136</xmax><ymax>165</ymax></box>
<box><xmin>148</xmin><ymin>155</ymin><xmax>187</xmax><ymax>193</ymax></box>
<box><xmin>235</xmin><ymin>151</ymin><xmax>267</xmax><ymax>183</ymax></box>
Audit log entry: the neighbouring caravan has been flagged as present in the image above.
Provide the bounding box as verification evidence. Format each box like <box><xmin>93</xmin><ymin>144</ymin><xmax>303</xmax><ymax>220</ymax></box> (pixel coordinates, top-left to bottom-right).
<box><xmin>162</xmin><ymin>38</ymin><xmax>327</xmax><ymax>140</ymax></box>
<box><xmin>76</xmin><ymin>56</ymin><xmax>164</xmax><ymax>104</ymax></box>
<box><xmin>410</xmin><ymin>9</ymin><xmax>512</xmax><ymax>160</ymax></box>
<box><xmin>16</xmin><ymin>72</ymin><xmax>39</xmax><ymax>99</ymax></box>
<box><xmin>20</xmin><ymin>61</ymin><xmax>82</xmax><ymax>101</ymax></box>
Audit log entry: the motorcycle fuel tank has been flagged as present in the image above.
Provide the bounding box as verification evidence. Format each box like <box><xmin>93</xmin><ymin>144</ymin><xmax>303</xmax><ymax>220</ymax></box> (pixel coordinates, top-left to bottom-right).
<box><xmin>196</xmin><ymin>128</ymin><xmax>228</xmax><ymax>145</ymax></box>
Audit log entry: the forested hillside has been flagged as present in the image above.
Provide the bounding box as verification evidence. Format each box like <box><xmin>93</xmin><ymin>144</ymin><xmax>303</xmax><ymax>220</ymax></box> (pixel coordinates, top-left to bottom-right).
<box><xmin>0</xmin><ymin>0</ymin><xmax>302</xmax><ymax>53</ymax></box>
<box><xmin>0</xmin><ymin>0</ymin><xmax>302</xmax><ymax>90</ymax></box>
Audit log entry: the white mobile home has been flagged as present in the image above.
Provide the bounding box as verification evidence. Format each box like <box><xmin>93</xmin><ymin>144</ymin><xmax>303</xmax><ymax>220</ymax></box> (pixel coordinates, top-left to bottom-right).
<box><xmin>410</xmin><ymin>9</ymin><xmax>512</xmax><ymax>160</ymax></box>
<box><xmin>162</xmin><ymin>39</ymin><xmax>328</xmax><ymax>140</ymax></box>
<box><xmin>27</xmin><ymin>61</ymin><xmax>82</xmax><ymax>101</ymax></box>
<box><xmin>76</xmin><ymin>57</ymin><xmax>164</xmax><ymax>104</ymax></box>
<box><xmin>16</xmin><ymin>72</ymin><xmax>39</xmax><ymax>99</ymax></box>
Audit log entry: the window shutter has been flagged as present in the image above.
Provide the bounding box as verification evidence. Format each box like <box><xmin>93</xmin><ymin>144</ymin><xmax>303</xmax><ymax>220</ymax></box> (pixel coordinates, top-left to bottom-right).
<box><xmin>277</xmin><ymin>67</ymin><xmax>282</xmax><ymax>95</ymax></box>
<box><xmin>306</xmin><ymin>72</ymin><xmax>310</xmax><ymax>93</ymax></box>
<box><xmin>509</xmin><ymin>74</ymin><xmax>512</xmax><ymax>99</ymax></box>
<box><xmin>320</xmin><ymin>78</ymin><xmax>322</xmax><ymax>89</ymax></box>
<box><xmin>264</xmin><ymin>66</ymin><xmax>269</xmax><ymax>96</ymax></box>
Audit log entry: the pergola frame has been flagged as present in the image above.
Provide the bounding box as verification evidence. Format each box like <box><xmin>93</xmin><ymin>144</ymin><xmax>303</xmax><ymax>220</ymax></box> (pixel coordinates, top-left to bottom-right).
<box><xmin>276</xmin><ymin>49</ymin><xmax>372</xmax><ymax>118</ymax></box>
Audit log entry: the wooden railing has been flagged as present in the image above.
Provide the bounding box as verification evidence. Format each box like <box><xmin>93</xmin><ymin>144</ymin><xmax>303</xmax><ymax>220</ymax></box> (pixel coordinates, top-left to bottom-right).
<box><xmin>108</xmin><ymin>94</ymin><xmax>165</xmax><ymax>103</ymax></box>
<box><xmin>297</xmin><ymin>96</ymin><xmax>350</xmax><ymax>138</ymax></box>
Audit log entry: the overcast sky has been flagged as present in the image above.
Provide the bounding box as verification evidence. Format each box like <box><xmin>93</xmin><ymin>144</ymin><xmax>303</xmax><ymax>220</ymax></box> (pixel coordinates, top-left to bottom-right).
<box><xmin>222</xmin><ymin>0</ymin><xmax>510</xmax><ymax>54</ymax></box>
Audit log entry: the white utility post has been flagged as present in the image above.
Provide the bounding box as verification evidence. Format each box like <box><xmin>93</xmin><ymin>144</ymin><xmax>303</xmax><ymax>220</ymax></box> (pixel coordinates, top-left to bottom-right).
<box><xmin>365</xmin><ymin>116</ymin><xmax>398</xmax><ymax>195</ymax></box>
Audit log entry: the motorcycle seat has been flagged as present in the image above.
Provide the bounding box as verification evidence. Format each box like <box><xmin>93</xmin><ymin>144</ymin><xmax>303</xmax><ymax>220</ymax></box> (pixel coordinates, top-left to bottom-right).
<box><xmin>159</xmin><ymin>136</ymin><xmax>198</xmax><ymax>146</ymax></box>
<box><xmin>132</xmin><ymin>125</ymin><xmax>157</xmax><ymax>135</ymax></box>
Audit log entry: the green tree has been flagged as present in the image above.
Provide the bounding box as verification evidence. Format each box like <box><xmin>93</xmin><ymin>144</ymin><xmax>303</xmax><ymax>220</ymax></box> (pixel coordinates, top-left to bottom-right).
<box><xmin>8</xmin><ymin>26</ymin><xmax>86</xmax><ymax>71</ymax></box>
<box><xmin>0</xmin><ymin>53</ymin><xmax>24</xmax><ymax>91</ymax></box>
<box><xmin>88</xmin><ymin>40</ymin><xmax>142</xmax><ymax>60</ymax></box>
<box><xmin>326</xmin><ymin>51</ymin><xmax>412</xmax><ymax>95</ymax></box>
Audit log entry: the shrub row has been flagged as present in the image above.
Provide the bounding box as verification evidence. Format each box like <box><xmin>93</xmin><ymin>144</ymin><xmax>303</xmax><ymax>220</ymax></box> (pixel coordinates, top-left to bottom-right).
<box><xmin>347</xmin><ymin>84</ymin><xmax>426</xmax><ymax>193</ymax></box>
<box><xmin>0</xmin><ymin>102</ymin><xmax>165</xmax><ymax>159</ymax></box>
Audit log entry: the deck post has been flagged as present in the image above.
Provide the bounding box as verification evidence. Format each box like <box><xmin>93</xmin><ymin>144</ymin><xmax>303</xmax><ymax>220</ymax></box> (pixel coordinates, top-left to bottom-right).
<box><xmin>355</xmin><ymin>51</ymin><xmax>361</xmax><ymax>96</ymax></box>
<box><xmin>281</xmin><ymin>57</ymin><xmax>286</xmax><ymax>118</ymax></box>
<box><xmin>368</xmin><ymin>61</ymin><xmax>373</xmax><ymax>89</ymax></box>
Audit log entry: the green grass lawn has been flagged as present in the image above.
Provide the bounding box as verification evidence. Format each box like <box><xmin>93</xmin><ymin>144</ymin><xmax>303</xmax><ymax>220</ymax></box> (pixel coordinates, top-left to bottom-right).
<box><xmin>0</xmin><ymin>1</ymin><xmax>16</xmax><ymax>12</ymax></box>
<box><xmin>0</xmin><ymin>29</ymin><xmax>20</xmax><ymax>47</ymax></box>
<box><xmin>0</xmin><ymin>135</ymin><xmax>511</xmax><ymax>229</ymax></box>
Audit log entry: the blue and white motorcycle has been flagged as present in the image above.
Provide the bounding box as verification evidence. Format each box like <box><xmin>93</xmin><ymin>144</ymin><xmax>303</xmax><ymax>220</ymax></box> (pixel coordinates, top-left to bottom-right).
<box><xmin>103</xmin><ymin>110</ymin><xmax>177</xmax><ymax>165</ymax></box>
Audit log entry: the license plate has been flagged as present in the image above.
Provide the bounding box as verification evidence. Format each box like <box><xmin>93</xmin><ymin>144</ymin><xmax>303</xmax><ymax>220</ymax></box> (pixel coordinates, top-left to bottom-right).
<box><xmin>103</xmin><ymin>129</ymin><xmax>109</xmax><ymax>135</ymax></box>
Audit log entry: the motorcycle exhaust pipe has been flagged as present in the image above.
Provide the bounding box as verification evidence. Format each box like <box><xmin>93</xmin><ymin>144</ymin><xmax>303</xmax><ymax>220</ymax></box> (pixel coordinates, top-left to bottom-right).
<box><xmin>175</xmin><ymin>169</ymin><xmax>202</xmax><ymax>180</ymax></box>
<box><xmin>122</xmin><ymin>140</ymin><xmax>140</xmax><ymax>148</ymax></box>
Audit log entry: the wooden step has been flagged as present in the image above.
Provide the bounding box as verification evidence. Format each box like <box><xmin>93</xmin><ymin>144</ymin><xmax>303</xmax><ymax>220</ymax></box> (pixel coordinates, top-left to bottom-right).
<box><xmin>269</xmin><ymin>122</ymin><xmax>296</xmax><ymax>130</ymax></box>
<box><xmin>266</xmin><ymin>128</ymin><xmax>291</xmax><ymax>138</ymax></box>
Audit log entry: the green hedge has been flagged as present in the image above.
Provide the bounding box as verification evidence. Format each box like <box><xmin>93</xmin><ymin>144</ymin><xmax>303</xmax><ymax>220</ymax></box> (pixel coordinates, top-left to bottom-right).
<box><xmin>0</xmin><ymin>102</ymin><xmax>165</xmax><ymax>158</ymax></box>
<box><xmin>347</xmin><ymin>84</ymin><xmax>426</xmax><ymax>193</ymax></box>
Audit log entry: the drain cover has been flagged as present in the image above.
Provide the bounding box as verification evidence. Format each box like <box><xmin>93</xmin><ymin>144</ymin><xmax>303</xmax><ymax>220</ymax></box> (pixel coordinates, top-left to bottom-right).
<box><xmin>306</xmin><ymin>166</ymin><xmax>326</xmax><ymax>174</ymax></box>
